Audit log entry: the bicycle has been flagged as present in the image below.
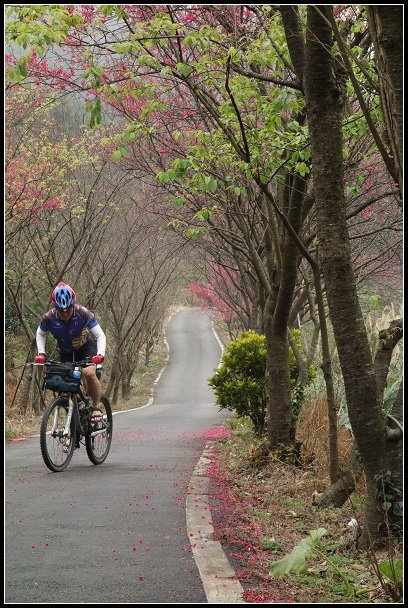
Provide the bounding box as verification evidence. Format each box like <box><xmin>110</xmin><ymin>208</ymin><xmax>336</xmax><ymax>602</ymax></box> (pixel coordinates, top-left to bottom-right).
<box><xmin>36</xmin><ymin>358</ymin><xmax>113</xmax><ymax>472</ymax></box>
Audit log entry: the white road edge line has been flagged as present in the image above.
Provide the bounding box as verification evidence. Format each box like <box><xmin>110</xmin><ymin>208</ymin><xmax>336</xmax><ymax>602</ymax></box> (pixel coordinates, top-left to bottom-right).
<box><xmin>116</xmin><ymin>335</ymin><xmax>170</xmax><ymax>414</ymax></box>
<box><xmin>211</xmin><ymin>319</ymin><xmax>225</xmax><ymax>357</ymax></box>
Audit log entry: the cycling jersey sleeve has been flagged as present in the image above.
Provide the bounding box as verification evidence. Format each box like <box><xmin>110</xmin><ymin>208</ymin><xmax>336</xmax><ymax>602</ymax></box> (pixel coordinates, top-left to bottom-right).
<box><xmin>89</xmin><ymin>323</ymin><xmax>106</xmax><ymax>356</ymax></box>
<box><xmin>36</xmin><ymin>327</ymin><xmax>47</xmax><ymax>354</ymax></box>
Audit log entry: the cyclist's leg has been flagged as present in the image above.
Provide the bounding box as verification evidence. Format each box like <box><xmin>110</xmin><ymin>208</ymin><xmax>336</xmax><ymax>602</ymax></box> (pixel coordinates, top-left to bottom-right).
<box><xmin>76</xmin><ymin>340</ymin><xmax>102</xmax><ymax>421</ymax></box>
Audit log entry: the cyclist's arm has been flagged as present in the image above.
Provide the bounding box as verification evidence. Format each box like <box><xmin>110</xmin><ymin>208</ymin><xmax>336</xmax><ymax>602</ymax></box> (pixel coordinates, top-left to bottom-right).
<box><xmin>89</xmin><ymin>324</ymin><xmax>106</xmax><ymax>356</ymax></box>
<box><xmin>36</xmin><ymin>326</ymin><xmax>47</xmax><ymax>354</ymax></box>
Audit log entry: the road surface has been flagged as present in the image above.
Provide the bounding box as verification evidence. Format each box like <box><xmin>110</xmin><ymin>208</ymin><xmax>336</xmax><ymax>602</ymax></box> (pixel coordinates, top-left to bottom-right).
<box><xmin>5</xmin><ymin>307</ymin><xmax>229</xmax><ymax>604</ymax></box>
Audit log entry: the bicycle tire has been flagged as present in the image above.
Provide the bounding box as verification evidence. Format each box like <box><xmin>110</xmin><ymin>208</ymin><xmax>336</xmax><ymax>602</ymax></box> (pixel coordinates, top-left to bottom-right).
<box><xmin>85</xmin><ymin>395</ymin><xmax>112</xmax><ymax>465</ymax></box>
<box><xmin>40</xmin><ymin>397</ymin><xmax>75</xmax><ymax>472</ymax></box>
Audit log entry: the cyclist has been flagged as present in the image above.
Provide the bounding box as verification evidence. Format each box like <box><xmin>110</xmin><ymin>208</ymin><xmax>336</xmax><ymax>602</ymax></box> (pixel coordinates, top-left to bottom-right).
<box><xmin>34</xmin><ymin>282</ymin><xmax>106</xmax><ymax>423</ymax></box>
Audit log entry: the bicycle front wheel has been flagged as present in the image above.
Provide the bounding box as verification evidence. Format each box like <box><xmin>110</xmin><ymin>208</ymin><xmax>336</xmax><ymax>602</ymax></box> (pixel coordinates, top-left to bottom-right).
<box><xmin>85</xmin><ymin>395</ymin><xmax>112</xmax><ymax>465</ymax></box>
<box><xmin>40</xmin><ymin>397</ymin><xmax>75</xmax><ymax>472</ymax></box>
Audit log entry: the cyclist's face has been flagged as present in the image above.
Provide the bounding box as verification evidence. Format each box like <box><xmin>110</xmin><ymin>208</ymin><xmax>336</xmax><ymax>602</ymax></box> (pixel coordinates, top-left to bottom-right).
<box><xmin>57</xmin><ymin>306</ymin><xmax>74</xmax><ymax>321</ymax></box>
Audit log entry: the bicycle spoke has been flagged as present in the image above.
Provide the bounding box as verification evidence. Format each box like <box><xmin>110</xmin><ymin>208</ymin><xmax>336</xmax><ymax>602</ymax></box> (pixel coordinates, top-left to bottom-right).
<box><xmin>40</xmin><ymin>398</ymin><xmax>74</xmax><ymax>472</ymax></box>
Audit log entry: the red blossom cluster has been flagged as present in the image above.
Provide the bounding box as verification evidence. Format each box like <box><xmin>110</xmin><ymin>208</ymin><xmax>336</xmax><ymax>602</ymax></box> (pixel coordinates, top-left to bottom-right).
<box><xmin>189</xmin><ymin>262</ymin><xmax>243</xmax><ymax>322</ymax></box>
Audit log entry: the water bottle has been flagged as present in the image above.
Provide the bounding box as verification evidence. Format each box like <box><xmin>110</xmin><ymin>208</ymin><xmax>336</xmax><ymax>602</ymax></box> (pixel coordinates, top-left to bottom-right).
<box><xmin>71</xmin><ymin>367</ymin><xmax>81</xmax><ymax>380</ymax></box>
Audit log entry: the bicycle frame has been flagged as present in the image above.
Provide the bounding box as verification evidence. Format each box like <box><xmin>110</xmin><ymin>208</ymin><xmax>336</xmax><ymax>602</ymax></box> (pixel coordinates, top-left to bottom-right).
<box><xmin>61</xmin><ymin>382</ymin><xmax>107</xmax><ymax>440</ymax></box>
<box><xmin>38</xmin><ymin>358</ymin><xmax>112</xmax><ymax>472</ymax></box>
<box><xmin>41</xmin><ymin>359</ymin><xmax>103</xmax><ymax>434</ymax></box>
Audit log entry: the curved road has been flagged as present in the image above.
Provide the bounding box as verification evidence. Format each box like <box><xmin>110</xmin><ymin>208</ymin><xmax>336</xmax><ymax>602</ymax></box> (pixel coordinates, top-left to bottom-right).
<box><xmin>5</xmin><ymin>308</ymin><xmax>227</xmax><ymax>604</ymax></box>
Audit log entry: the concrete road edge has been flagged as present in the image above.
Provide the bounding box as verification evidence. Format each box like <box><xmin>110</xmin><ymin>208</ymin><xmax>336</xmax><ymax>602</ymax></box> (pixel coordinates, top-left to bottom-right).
<box><xmin>186</xmin><ymin>442</ymin><xmax>247</xmax><ymax>604</ymax></box>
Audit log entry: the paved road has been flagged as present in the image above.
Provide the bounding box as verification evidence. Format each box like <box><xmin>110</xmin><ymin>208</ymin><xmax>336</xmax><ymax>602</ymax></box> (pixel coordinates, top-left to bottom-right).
<box><xmin>5</xmin><ymin>308</ymin><xmax>227</xmax><ymax>604</ymax></box>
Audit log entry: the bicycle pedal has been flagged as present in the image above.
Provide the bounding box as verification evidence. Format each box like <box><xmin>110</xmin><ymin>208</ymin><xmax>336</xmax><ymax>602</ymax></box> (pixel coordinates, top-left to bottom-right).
<box><xmin>62</xmin><ymin>437</ymin><xmax>71</xmax><ymax>453</ymax></box>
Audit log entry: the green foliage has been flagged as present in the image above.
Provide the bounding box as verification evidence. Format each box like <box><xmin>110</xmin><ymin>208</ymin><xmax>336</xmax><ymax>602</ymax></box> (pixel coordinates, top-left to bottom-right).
<box><xmin>374</xmin><ymin>470</ymin><xmax>403</xmax><ymax>519</ymax></box>
<box><xmin>209</xmin><ymin>331</ymin><xmax>267</xmax><ymax>435</ymax></box>
<box><xmin>209</xmin><ymin>329</ymin><xmax>315</xmax><ymax>435</ymax></box>
<box><xmin>382</xmin><ymin>380</ymin><xmax>402</xmax><ymax>414</ymax></box>
<box><xmin>5</xmin><ymin>299</ymin><xmax>21</xmax><ymax>336</ymax></box>
<box><xmin>378</xmin><ymin>559</ymin><xmax>403</xmax><ymax>584</ymax></box>
<box><xmin>368</xmin><ymin>294</ymin><xmax>381</xmax><ymax>310</ymax></box>
<box><xmin>270</xmin><ymin>528</ymin><xmax>327</xmax><ymax>577</ymax></box>
<box><xmin>86</xmin><ymin>97</ymin><xmax>102</xmax><ymax>128</ymax></box>
<box><xmin>185</xmin><ymin>227</ymin><xmax>208</xmax><ymax>239</ymax></box>
<box><xmin>270</xmin><ymin>528</ymin><xmax>376</xmax><ymax>600</ymax></box>
<box><xmin>176</xmin><ymin>62</ymin><xmax>193</xmax><ymax>77</ymax></box>
<box><xmin>289</xmin><ymin>329</ymin><xmax>316</xmax><ymax>422</ymax></box>
<box><xmin>6</xmin><ymin>6</ymin><xmax>84</xmax><ymax>58</ymax></box>
<box><xmin>260</xmin><ymin>538</ymin><xmax>283</xmax><ymax>552</ymax></box>
<box><xmin>338</xmin><ymin>379</ymin><xmax>402</xmax><ymax>434</ymax></box>
<box><xmin>291</xmin><ymin>384</ymin><xmax>305</xmax><ymax>423</ymax></box>
<box><xmin>112</xmin><ymin>146</ymin><xmax>131</xmax><ymax>162</ymax></box>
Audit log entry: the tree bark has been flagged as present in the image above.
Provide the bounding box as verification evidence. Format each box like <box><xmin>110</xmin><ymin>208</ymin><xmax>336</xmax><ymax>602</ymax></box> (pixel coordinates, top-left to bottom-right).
<box><xmin>316</xmin><ymin>319</ymin><xmax>403</xmax><ymax>508</ymax></box>
<box><xmin>366</xmin><ymin>6</ymin><xmax>403</xmax><ymax>197</ymax></box>
<box><xmin>18</xmin><ymin>340</ymin><xmax>36</xmax><ymax>414</ymax></box>
<box><xmin>315</xmin><ymin>444</ymin><xmax>364</xmax><ymax>508</ymax></box>
<box><xmin>373</xmin><ymin>319</ymin><xmax>402</xmax><ymax>404</ymax></box>
<box><xmin>265</xmin><ymin>176</ymin><xmax>308</xmax><ymax>448</ymax></box>
<box><xmin>303</xmin><ymin>5</ymin><xmax>402</xmax><ymax>546</ymax></box>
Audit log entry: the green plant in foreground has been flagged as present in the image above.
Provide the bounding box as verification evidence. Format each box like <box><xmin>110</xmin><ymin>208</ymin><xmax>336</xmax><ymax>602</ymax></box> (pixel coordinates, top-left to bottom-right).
<box><xmin>370</xmin><ymin>556</ymin><xmax>404</xmax><ymax>602</ymax></box>
<box><xmin>374</xmin><ymin>469</ymin><xmax>403</xmax><ymax>521</ymax></box>
<box><xmin>260</xmin><ymin>538</ymin><xmax>283</xmax><ymax>552</ymax></box>
<box><xmin>378</xmin><ymin>558</ymin><xmax>403</xmax><ymax>584</ymax></box>
<box><xmin>269</xmin><ymin>528</ymin><xmax>377</xmax><ymax>600</ymax></box>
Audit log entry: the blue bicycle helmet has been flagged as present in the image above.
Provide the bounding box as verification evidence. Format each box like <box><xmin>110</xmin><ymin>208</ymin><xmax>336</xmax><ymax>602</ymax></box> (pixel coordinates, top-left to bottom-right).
<box><xmin>52</xmin><ymin>282</ymin><xmax>76</xmax><ymax>310</ymax></box>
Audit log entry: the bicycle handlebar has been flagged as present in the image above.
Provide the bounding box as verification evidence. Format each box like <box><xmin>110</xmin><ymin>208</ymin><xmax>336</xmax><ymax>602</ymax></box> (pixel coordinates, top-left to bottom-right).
<box><xmin>32</xmin><ymin>358</ymin><xmax>103</xmax><ymax>368</ymax></box>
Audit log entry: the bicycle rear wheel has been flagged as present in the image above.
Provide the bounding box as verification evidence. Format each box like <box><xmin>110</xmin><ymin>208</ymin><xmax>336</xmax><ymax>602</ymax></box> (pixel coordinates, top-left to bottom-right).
<box><xmin>40</xmin><ymin>397</ymin><xmax>75</xmax><ymax>472</ymax></box>
<box><xmin>85</xmin><ymin>395</ymin><xmax>112</xmax><ymax>465</ymax></box>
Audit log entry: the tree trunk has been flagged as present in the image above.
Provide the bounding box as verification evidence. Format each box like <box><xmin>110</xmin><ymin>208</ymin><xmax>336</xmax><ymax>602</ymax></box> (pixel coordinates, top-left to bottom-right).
<box><xmin>304</xmin><ymin>5</ymin><xmax>401</xmax><ymax>546</ymax></box>
<box><xmin>19</xmin><ymin>366</ymin><xmax>33</xmax><ymax>415</ymax></box>
<box><xmin>279</xmin><ymin>8</ymin><xmax>339</xmax><ymax>471</ymax></box>
<box><xmin>366</xmin><ymin>6</ymin><xmax>403</xmax><ymax>197</ymax></box>
<box><xmin>106</xmin><ymin>353</ymin><xmax>120</xmax><ymax>400</ymax></box>
<box><xmin>312</xmin><ymin>261</ymin><xmax>339</xmax><ymax>483</ymax></box>
<box><xmin>265</xmin><ymin>176</ymin><xmax>308</xmax><ymax>449</ymax></box>
<box><xmin>18</xmin><ymin>341</ymin><xmax>36</xmax><ymax>414</ymax></box>
<box><xmin>315</xmin><ymin>319</ymin><xmax>403</xmax><ymax>508</ymax></box>
<box><xmin>31</xmin><ymin>366</ymin><xmax>45</xmax><ymax>414</ymax></box>
<box><xmin>112</xmin><ymin>377</ymin><xmax>120</xmax><ymax>406</ymax></box>
<box><xmin>265</xmin><ymin>308</ymin><xmax>293</xmax><ymax>446</ymax></box>
<box><xmin>121</xmin><ymin>379</ymin><xmax>131</xmax><ymax>400</ymax></box>
<box><xmin>315</xmin><ymin>444</ymin><xmax>364</xmax><ymax>508</ymax></box>
<box><xmin>373</xmin><ymin>319</ymin><xmax>402</xmax><ymax>403</ymax></box>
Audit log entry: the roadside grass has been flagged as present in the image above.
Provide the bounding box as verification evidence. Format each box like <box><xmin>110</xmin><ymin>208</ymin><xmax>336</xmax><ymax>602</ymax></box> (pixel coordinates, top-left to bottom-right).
<box><xmin>105</xmin><ymin>345</ymin><xmax>168</xmax><ymax>413</ymax></box>
<box><xmin>207</xmin><ymin>416</ymin><xmax>396</xmax><ymax>604</ymax></box>
<box><xmin>5</xmin><ymin>412</ymin><xmax>41</xmax><ymax>440</ymax></box>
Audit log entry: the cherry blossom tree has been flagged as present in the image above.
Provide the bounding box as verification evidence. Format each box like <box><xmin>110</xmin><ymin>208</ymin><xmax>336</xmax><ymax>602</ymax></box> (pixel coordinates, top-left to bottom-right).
<box><xmin>5</xmin><ymin>5</ymin><xmax>403</xmax><ymax>544</ymax></box>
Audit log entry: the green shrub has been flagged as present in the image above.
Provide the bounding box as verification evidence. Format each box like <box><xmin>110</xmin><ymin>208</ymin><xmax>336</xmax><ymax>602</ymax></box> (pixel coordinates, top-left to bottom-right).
<box><xmin>209</xmin><ymin>331</ymin><xmax>267</xmax><ymax>435</ymax></box>
<box><xmin>209</xmin><ymin>329</ymin><xmax>316</xmax><ymax>435</ymax></box>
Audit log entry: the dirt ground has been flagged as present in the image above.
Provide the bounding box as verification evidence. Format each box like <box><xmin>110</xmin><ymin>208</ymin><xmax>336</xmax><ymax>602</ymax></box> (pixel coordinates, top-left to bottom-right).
<box><xmin>206</xmin><ymin>420</ymin><xmax>402</xmax><ymax>604</ymax></box>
